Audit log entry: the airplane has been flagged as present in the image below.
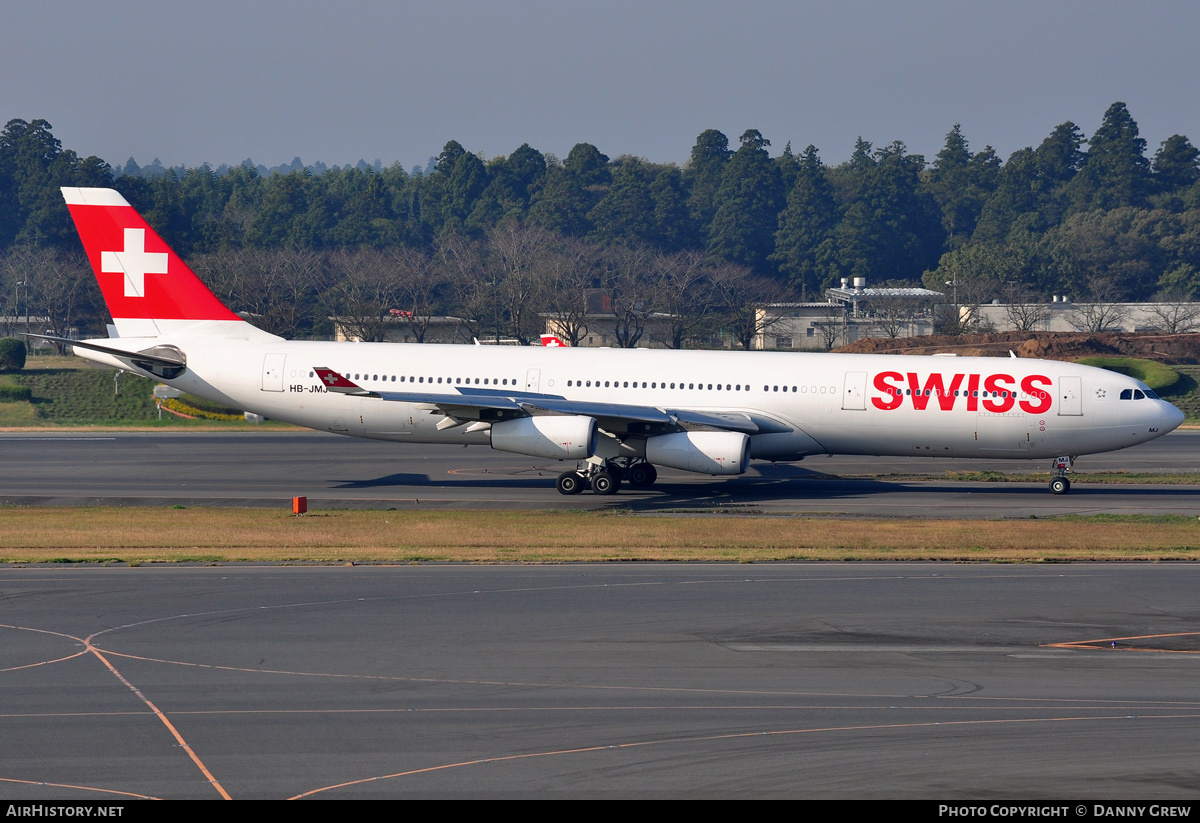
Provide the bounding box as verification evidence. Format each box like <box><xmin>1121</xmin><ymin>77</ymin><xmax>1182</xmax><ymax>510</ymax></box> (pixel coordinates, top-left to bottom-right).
<box><xmin>50</xmin><ymin>186</ymin><xmax>1185</xmax><ymax>497</ymax></box>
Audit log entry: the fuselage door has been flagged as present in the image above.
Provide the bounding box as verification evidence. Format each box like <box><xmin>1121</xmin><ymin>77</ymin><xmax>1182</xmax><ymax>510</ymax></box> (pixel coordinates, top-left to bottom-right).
<box><xmin>525</xmin><ymin>368</ymin><xmax>541</xmax><ymax>393</ymax></box>
<box><xmin>1057</xmin><ymin>375</ymin><xmax>1083</xmax><ymax>416</ymax></box>
<box><xmin>842</xmin><ymin>371</ymin><xmax>867</xmax><ymax>410</ymax></box>
<box><xmin>262</xmin><ymin>353</ymin><xmax>286</xmax><ymax>392</ymax></box>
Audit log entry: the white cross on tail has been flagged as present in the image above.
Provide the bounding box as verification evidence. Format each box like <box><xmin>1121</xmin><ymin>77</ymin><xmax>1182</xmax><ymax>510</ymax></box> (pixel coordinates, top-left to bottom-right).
<box><xmin>101</xmin><ymin>228</ymin><xmax>168</xmax><ymax>297</ymax></box>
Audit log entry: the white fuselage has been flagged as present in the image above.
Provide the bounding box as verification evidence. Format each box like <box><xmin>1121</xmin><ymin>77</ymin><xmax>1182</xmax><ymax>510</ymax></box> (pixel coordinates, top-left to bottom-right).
<box><xmin>88</xmin><ymin>336</ymin><xmax>1185</xmax><ymax>465</ymax></box>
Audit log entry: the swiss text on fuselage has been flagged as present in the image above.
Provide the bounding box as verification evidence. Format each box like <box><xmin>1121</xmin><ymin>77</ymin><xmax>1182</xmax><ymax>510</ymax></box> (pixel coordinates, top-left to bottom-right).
<box><xmin>871</xmin><ymin>372</ymin><xmax>1053</xmax><ymax>414</ymax></box>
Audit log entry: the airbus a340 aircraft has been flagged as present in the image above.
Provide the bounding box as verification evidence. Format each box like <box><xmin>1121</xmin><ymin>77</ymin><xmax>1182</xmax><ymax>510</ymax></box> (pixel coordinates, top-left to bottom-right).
<box><xmin>52</xmin><ymin>187</ymin><xmax>1184</xmax><ymax>496</ymax></box>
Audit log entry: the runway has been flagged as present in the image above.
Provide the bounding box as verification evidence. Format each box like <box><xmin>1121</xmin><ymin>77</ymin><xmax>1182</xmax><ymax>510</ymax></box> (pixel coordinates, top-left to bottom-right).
<box><xmin>1</xmin><ymin>563</ymin><xmax>1197</xmax><ymax>799</ymax></box>
<box><xmin>0</xmin><ymin>429</ymin><xmax>1197</xmax><ymax>516</ymax></box>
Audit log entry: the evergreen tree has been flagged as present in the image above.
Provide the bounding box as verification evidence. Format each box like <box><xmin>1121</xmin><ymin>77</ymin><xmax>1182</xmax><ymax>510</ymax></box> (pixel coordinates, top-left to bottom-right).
<box><xmin>649</xmin><ymin>167</ymin><xmax>690</xmax><ymax>252</ymax></box>
<box><xmin>833</xmin><ymin>141</ymin><xmax>942</xmax><ymax>283</ymax></box>
<box><xmin>925</xmin><ymin>125</ymin><xmax>998</xmax><ymax>248</ymax></box>
<box><xmin>973</xmin><ymin>148</ymin><xmax>1043</xmax><ymax>244</ymax></box>
<box><xmin>771</xmin><ymin>145</ymin><xmax>839</xmax><ymax>297</ymax></box>
<box><xmin>1153</xmin><ymin>135</ymin><xmax>1200</xmax><ymax>194</ymax></box>
<box><xmin>1069</xmin><ymin>103</ymin><xmax>1152</xmax><ymax>211</ymax></box>
<box><xmin>683</xmin><ymin>129</ymin><xmax>731</xmax><ymax>240</ymax></box>
<box><xmin>707</xmin><ymin>129</ymin><xmax>784</xmax><ymax>274</ymax></box>
<box><xmin>588</xmin><ymin>157</ymin><xmax>657</xmax><ymax>246</ymax></box>
<box><xmin>528</xmin><ymin>143</ymin><xmax>609</xmax><ymax>237</ymax></box>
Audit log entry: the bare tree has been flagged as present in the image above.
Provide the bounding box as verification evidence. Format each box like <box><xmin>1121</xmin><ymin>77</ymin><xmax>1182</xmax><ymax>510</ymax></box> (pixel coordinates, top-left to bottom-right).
<box><xmin>389</xmin><ymin>246</ymin><xmax>446</xmax><ymax>343</ymax></box>
<box><xmin>1002</xmin><ymin>283</ymin><xmax>1050</xmax><ymax>332</ymax></box>
<box><xmin>815</xmin><ymin>302</ymin><xmax>846</xmax><ymax>351</ymax></box>
<box><xmin>489</xmin><ymin>223</ymin><xmax>554</xmax><ymax>345</ymax></box>
<box><xmin>1</xmin><ymin>247</ymin><xmax>99</xmax><ymax>349</ymax></box>
<box><xmin>603</xmin><ymin>245</ymin><xmax>656</xmax><ymax>348</ymax></box>
<box><xmin>649</xmin><ymin>251</ymin><xmax>716</xmax><ymax>349</ymax></box>
<box><xmin>1144</xmin><ymin>295</ymin><xmax>1200</xmax><ymax>333</ymax></box>
<box><xmin>324</xmin><ymin>249</ymin><xmax>400</xmax><ymax>342</ymax></box>
<box><xmin>541</xmin><ymin>237</ymin><xmax>598</xmax><ymax>346</ymax></box>
<box><xmin>192</xmin><ymin>248</ymin><xmax>329</xmax><ymax>339</ymax></box>
<box><xmin>868</xmin><ymin>293</ymin><xmax>925</xmax><ymax>339</ymax></box>
<box><xmin>437</xmin><ymin>234</ymin><xmax>493</xmax><ymax>343</ymax></box>
<box><xmin>709</xmin><ymin>263</ymin><xmax>792</xmax><ymax>350</ymax></box>
<box><xmin>1067</xmin><ymin>280</ymin><xmax>1128</xmax><ymax>332</ymax></box>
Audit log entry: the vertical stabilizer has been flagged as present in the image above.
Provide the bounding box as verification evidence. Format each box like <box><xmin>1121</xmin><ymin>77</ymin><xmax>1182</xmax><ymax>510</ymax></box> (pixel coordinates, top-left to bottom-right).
<box><xmin>61</xmin><ymin>187</ymin><xmax>249</xmax><ymax>338</ymax></box>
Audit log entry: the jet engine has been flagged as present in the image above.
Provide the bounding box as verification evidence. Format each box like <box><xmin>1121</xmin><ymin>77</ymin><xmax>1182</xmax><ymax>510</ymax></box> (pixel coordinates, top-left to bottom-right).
<box><xmin>490</xmin><ymin>415</ymin><xmax>598</xmax><ymax>460</ymax></box>
<box><xmin>645</xmin><ymin>431</ymin><xmax>750</xmax><ymax>475</ymax></box>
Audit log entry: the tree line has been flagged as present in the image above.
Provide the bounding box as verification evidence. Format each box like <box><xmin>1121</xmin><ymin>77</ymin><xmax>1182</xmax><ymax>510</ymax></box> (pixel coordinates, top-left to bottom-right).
<box><xmin>1</xmin><ymin>103</ymin><xmax>1197</xmax><ymax>346</ymax></box>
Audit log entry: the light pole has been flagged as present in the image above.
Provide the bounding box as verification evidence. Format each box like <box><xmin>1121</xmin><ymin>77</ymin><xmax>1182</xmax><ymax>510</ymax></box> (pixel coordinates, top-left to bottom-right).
<box><xmin>945</xmin><ymin>278</ymin><xmax>958</xmax><ymax>332</ymax></box>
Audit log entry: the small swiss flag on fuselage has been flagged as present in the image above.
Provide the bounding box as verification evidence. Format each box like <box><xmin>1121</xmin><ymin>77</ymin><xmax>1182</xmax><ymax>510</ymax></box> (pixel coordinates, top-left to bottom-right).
<box><xmin>62</xmin><ymin>187</ymin><xmax>239</xmax><ymax>322</ymax></box>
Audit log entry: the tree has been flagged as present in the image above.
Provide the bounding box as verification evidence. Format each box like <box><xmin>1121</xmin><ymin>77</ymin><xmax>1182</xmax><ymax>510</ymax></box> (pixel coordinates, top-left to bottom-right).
<box><xmin>588</xmin><ymin>157</ymin><xmax>658</xmax><ymax>247</ymax></box>
<box><xmin>707</xmin><ymin>129</ymin><xmax>785</xmax><ymax>274</ymax></box>
<box><xmin>1144</xmin><ymin>295</ymin><xmax>1200</xmax><ymax>333</ymax></box>
<box><xmin>191</xmin><ymin>247</ymin><xmax>328</xmax><ymax>339</ymax></box>
<box><xmin>708</xmin><ymin>262</ymin><xmax>791</xmax><ymax>350</ymax></box>
<box><xmin>926</xmin><ymin>126</ymin><xmax>1001</xmax><ymax>248</ymax></box>
<box><xmin>973</xmin><ymin>148</ymin><xmax>1042</xmax><ymax>244</ymax></box>
<box><xmin>869</xmin><ymin>292</ymin><xmax>927</xmax><ymax>339</ymax></box>
<box><xmin>1034</xmin><ymin>121</ymin><xmax>1085</xmax><ymax>225</ymax></box>
<box><xmin>489</xmin><ymin>222</ymin><xmax>554</xmax><ymax>345</ymax></box>
<box><xmin>771</xmin><ymin>145</ymin><xmax>839</xmax><ymax>298</ymax></box>
<box><xmin>528</xmin><ymin>144</ymin><xmax>610</xmax><ymax>238</ymax></box>
<box><xmin>684</xmin><ymin>129</ymin><xmax>731</xmax><ymax>241</ymax></box>
<box><xmin>323</xmin><ymin>249</ymin><xmax>400</xmax><ymax>342</ymax></box>
<box><xmin>0</xmin><ymin>119</ymin><xmax>111</xmax><ymax>249</ymax></box>
<box><xmin>602</xmin><ymin>244</ymin><xmax>657</xmax><ymax>348</ymax></box>
<box><xmin>0</xmin><ymin>246</ymin><xmax>101</xmax><ymax>346</ymax></box>
<box><xmin>1069</xmin><ymin>102</ymin><xmax>1152</xmax><ymax>211</ymax></box>
<box><xmin>540</xmin><ymin>237</ymin><xmax>599</xmax><ymax>347</ymax></box>
<box><xmin>1153</xmin><ymin>135</ymin><xmax>1200</xmax><ymax>202</ymax></box>
<box><xmin>441</xmin><ymin>147</ymin><xmax>490</xmax><ymax>234</ymax></box>
<box><xmin>814</xmin><ymin>303</ymin><xmax>847</xmax><ymax>351</ymax></box>
<box><xmin>833</xmin><ymin>141</ymin><xmax>942</xmax><ymax>284</ymax></box>
<box><xmin>1002</xmin><ymin>282</ymin><xmax>1050</xmax><ymax>332</ymax></box>
<box><xmin>649</xmin><ymin>251</ymin><xmax>717</xmax><ymax>349</ymax></box>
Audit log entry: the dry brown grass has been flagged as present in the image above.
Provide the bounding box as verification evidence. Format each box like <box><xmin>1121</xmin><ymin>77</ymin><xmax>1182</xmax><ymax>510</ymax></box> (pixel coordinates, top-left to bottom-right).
<box><xmin>0</xmin><ymin>507</ymin><xmax>1197</xmax><ymax>564</ymax></box>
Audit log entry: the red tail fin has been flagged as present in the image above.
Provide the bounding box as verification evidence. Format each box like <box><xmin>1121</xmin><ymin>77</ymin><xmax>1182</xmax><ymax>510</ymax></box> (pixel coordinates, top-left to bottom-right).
<box><xmin>62</xmin><ymin>187</ymin><xmax>241</xmax><ymax>336</ymax></box>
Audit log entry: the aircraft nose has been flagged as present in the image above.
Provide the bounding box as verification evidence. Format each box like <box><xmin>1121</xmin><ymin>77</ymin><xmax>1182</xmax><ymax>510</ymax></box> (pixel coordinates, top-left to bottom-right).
<box><xmin>1162</xmin><ymin>401</ymin><xmax>1185</xmax><ymax>433</ymax></box>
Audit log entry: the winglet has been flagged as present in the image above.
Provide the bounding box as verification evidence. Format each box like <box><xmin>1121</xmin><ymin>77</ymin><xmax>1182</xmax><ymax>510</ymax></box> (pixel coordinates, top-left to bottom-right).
<box><xmin>314</xmin><ymin>367</ymin><xmax>377</xmax><ymax>396</ymax></box>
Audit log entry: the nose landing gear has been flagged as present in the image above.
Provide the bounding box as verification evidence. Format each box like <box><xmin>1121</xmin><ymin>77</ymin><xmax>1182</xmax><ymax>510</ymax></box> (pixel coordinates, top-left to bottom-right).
<box><xmin>1049</xmin><ymin>455</ymin><xmax>1074</xmax><ymax>494</ymax></box>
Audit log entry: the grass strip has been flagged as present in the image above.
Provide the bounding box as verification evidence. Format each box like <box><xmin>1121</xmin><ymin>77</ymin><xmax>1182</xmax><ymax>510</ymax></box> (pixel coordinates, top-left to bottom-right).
<box><xmin>0</xmin><ymin>508</ymin><xmax>1197</xmax><ymax>564</ymax></box>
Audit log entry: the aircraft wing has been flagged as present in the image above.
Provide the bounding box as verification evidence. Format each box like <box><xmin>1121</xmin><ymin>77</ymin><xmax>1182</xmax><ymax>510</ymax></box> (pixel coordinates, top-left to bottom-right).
<box><xmin>313</xmin><ymin>367</ymin><xmax>776</xmax><ymax>435</ymax></box>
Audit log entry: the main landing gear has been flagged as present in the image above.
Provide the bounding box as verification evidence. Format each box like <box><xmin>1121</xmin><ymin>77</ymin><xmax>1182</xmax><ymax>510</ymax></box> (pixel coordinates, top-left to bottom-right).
<box><xmin>1049</xmin><ymin>455</ymin><xmax>1074</xmax><ymax>495</ymax></box>
<box><xmin>556</xmin><ymin>458</ymin><xmax>658</xmax><ymax>496</ymax></box>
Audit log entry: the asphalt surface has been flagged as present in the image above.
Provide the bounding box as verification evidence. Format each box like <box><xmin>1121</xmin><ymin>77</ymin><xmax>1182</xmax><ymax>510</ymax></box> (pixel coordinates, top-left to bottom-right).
<box><xmin>0</xmin><ymin>429</ymin><xmax>1197</xmax><ymax>516</ymax></box>
<box><xmin>1</xmin><ymin>563</ymin><xmax>1198</xmax><ymax>799</ymax></box>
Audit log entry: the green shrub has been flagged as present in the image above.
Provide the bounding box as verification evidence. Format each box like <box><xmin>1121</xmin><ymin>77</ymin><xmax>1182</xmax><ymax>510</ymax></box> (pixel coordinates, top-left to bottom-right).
<box><xmin>0</xmin><ymin>383</ymin><xmax>32</xmax><ymax>402</ymax></box>
<box><xmin>0</xmin><ymin>338</ymin><xmax>26</xmax><ymax>372</ymax></box>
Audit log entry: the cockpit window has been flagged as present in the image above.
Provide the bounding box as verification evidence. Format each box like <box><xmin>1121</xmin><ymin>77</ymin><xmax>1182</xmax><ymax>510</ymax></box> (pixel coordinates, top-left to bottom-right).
<box><xmin>1133</xmin><ymin>389</ymin><xmax>1145</xmax><ymax>400</ymax></box>
<box><xmin>1144</xmin><ymin>389</ymin><xmax>1159</xmax><ymax>399</ymax></box>
<box><xmin>1120</xmin><ymin>389</ymin><xmax>1133</xmax><ymax>400</ymax></box>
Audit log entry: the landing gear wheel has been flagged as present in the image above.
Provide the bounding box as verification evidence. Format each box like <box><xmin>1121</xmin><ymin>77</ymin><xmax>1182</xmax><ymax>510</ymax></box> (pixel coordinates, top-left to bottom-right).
<box><xmin>591</xmin><ymin>469</ymin><xmax>621</xmax><ymax>495</ymax></box>
<box><xmin>1049</xmin><ymin>476</ymin><xmax>1071</xmax><ymax>495</ymax></box>
<box><xmin>557</xmin><ymin>471</ymin><xmax>585</xmax><ymax>495</ymax></box>
<box><xmin>626</xmin><ymin>463</ymin><xmax>657</xmax><ymax>488</ymax></box>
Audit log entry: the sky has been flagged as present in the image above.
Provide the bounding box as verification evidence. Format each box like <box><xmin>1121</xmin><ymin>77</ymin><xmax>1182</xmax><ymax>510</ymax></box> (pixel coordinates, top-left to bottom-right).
<box><xmin>3</xmin><ymin>0</ymin><xmax>1199</xmax><ymax>173</ymax></box>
